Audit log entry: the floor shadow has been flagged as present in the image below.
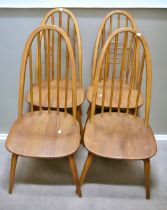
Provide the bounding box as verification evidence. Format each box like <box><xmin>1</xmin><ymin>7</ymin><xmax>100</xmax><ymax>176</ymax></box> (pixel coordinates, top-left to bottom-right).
<box><xmin>1</xmin><ymin>143</ymin><xmax>157</xmax><ymax>195</ymax></box>
<box><xmin>14</xmin><ymin>157</ymin><xmax>76</xmax><ymax>185</ymax></box>
<box><xmin>82</xmin><ymin>156</ymin><xmax>145</xmax><ymax>186</ymax></box>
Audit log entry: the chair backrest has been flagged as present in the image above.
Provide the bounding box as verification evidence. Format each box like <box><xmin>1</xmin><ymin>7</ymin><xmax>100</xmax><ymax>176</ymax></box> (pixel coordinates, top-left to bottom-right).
<box><xmin>18</xmin><ymin>25</ymin><xmax>77</xmax><ymax>122</ymax></box>
<box><xmin>41</xmin><ymin>8</ymin><xmax>82</xmax><ymax>87</ymax></box>
<box><xmin>92</xmin><ymin>10</ymin><xmax>138</xmax><ymax>83</ymax></box>
<box><xmin>90</xmin><ymin>28</ymin><xmax>152</xmax><ymax>127</ymax></box>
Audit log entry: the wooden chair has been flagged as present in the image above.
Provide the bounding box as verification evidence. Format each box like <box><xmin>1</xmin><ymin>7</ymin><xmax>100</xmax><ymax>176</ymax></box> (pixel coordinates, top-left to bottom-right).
<box><xmin>80</xmin><ymin>28</ymin><xmax>157</xmax><ymax>199</ymax></box>
<box><xmin>87</xmin><ymin>10</ymin><xmax>139</xmax><ymax>117</ymax></box>
<box><xmin>6</xmin><ymin>25</ymin><xmax>82</xmax><ymax>197</ymax></box>
<box><xmin>26</xmin><ymin>8</ymin><xmax>84</xmax><ymax>138</ymax></box>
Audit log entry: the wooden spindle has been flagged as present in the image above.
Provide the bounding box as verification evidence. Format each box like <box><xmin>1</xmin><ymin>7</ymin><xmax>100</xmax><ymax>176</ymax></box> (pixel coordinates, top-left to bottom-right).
<box><xmin>109</xmin><ymin>35</ymin><xmax>118</xmax><ymax>113</ymax></box>
<box><xmin>57</xmin><ymin>31</ymin><xmax>60</xmax><ymax>113</ymax></box>
<box><xmin>65</xmin><ymin>15</ymin><xmax>70</xmax><ymax>115</ymax></box>
<box><xmin>51</xmin><ymin>15</ymin><xmax>55</xmax><ymax>80</ymax></box>
<box><xmin>109</xmin><ymin>16</ymin><xmax>112</xmax><ymax>34</ymax></box>
<box><xmin>35</xmin><ymin>56</ymin><xmax>39</xmax><ymax>86</ymax></box>
<box><xmin>73</xmin><ymin>26</ymin><xmax>76</xmax><ymax>59</ymax></box>
<box><xmin>44</xmin><ymin>30</ymin><xmax>48</xmax><ymax>80</ymax></box>
<box><xmin>47</xmin><ymin>29</ymin><xmax>51</xmax><ymax>112</ymax></box>
<box><xmin>102</xmin><ymin>24</ymin><xmax>105</xmax><ymax>47</ymax></box>
<box><xmin>135</xmin><ymin>52</ymin><xmax>145</xmax><ymax>116</ymax></box>
<box><xmin>29</xmin><ymin>47</ymin><xmax>33</xmax><ymax>113</ymax></box>
<box><xmin>106</xmin><ymin>45</ymin><xmax>110</xmax><ymax>80</ymax></box>
<box><xmin>107</xmin><ymin>16</ymin><xmax>113</xmax><ymax>76</ymax></box>
<box><xmin>57</xmin><ymin>11</ymin><xmax>62</xmax><ymax>80</ymax></box>
<box><xmin>126</xmin><ymin>37</ymin><xmax>137</xmax><ymax>114</ymax></box>
<box><xmin>132</xmin><ymin>37</ymin><xmax>139</xmax><ymax>88</ymax></box>
<box><xmin>134</xmin><ymin>40</ymin><xmax>140</xmax><ymax>88</ymax></box>
<box><xmin>118</xmin><ymin>31</ymin><xmax>128</xmax><ymax>112</ymax></box>
<box><xmin>101</xmin><ymin>52</ymin><xmax>107</xmax><ymax>114</ymax></box>
<box><xmin>105</xmin><ymin>16</ymin><xmax>113</xmax><ymax>79</ymax></box>
<box><xmin>101</xmin><ymin>25</ymin><xmax>106</xmax><ymax>80</ymax></box>
<box><xmin>117</xmin><ymin>14</ymin><xmax>120</xmax><ymax>29</ymax></box>
<box><xmin>37</xmin><ymin>33</ymin><xmax>42</xmax><ymax>112</ymax></box>
<box><xmin>126</xmin><ymin>33</ymin><xmax>134</xmax><ymax>83</ymax></box>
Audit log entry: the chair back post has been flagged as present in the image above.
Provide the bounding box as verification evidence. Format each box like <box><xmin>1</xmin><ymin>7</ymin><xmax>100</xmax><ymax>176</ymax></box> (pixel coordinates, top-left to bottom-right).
<box><xmin>142</xmin><ymin>38</ymin><xmax>152</xmax><ymax>127</ymax></box>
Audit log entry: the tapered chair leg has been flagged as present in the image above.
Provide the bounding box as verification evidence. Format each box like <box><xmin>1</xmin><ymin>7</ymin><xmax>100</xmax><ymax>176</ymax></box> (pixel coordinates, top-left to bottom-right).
<box><xmin>9</xmin><ymin>153</ymin><xmax>18</xmax><ymax>194</ymax></box>
<box><xmin>80</xmin><ymin>152</ymin><xmax>94</xmax><ymax>186</ymax></box>
<box><xmin>68</xmin><ymin>155</ymin><xmax>82</xmax><ymax>197</ymax></box>
<box><xmin>84</xmin><ymin>105</ymin><xmax>91</xmax><ymax>133</ymax></box>
<box><xmin>86</xmin><ymin>104</ymin><xmax>91</xmax><ymax>114</ymax></box>
<box><xmin>144</xmin><ymin>158</ymin><xmax>150</xmax><ymax>199</ymax></box>
<box><xmin>78</xmin><ymin>105</ymin><xmax>82</xmax><ymax>116</ymax></box>
<box><xmin>77</xmin><ymin>110</ymin><xmax>83</xmax><ymax>143</ymax></box>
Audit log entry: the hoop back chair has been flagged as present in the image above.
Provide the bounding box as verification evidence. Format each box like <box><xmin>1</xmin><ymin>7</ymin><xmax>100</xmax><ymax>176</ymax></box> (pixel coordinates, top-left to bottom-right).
<box><xmin>41</xmin><ymin>7</ymin><xmax>82</xmax><ymax>88</ymax></box>
<box><xmin>27</xmin><ymin>8</ymin><xmax>84</xmax><ymax>139</ymax></box>
<box><xmin>27</xmin><ymin>8</ymin><xmax>84</xmax><ymax>110</ymax></box>
<box><xmin>80</xmin><ymin>28</ymin><xmax>157</xmax><ymax>199</ymax></box>
<box><xmin>87</xmin><ymin>10</ymin><xmax>140</xmax><ymax>116</ymax></box>
<box><xmin>6</xmin><ymin>25</ymin><xmax>82</xmax><ymax>197</ymax></box>
<box><xmin>92</xmin><ymin>10</ymin><xmax>138</xmax><ymax>82</ymax></box>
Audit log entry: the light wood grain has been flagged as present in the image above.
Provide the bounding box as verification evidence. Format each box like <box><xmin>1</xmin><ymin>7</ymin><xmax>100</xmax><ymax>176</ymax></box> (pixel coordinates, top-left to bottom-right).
<box><xmin>84</xmin><ymin>112</ymin><xmax>156</xmax><ymax>160</ymax></box>
<box><xmin>27</xmin><ymin>80</ymin><xmax>84</xmax><ymax>108</ymax></box>
<box><xmin>87</xmin><ymin>80</ymin><xmax>144</xmax><ymax>109</ymax></box>
<box><xmin>6</xmin><ymin>111</ymin><xmax>80</xmax><ymax>158</ymax></box>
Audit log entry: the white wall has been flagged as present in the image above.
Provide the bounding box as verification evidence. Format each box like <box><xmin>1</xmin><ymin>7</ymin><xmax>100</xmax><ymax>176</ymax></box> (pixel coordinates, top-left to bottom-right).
<box><xmin>0</xmin><ymin>0</ymin><xmax>167</xmax><ymax>8</ymax></box>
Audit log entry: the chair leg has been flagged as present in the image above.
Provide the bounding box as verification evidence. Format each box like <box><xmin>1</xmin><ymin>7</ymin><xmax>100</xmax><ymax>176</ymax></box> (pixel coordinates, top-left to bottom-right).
<box><xmin>76</xmin><ymin>109</ymin><xmax>83</xmax><ymax>144</ymax></box>
<box><xmin>144</xmin><ymin>158</ymin><xmax>150</xmax><ymax>199</ymax></box>
<box><xmin>129</xmin><ymin>108</ymin><xmax>139</xmax><ymax>117</ymax></box>
<box><xmin>9</xmin><ymin>153</ymin><xmax>18</xmax><ymax>194</ymax></box>
<box><xmin>78</xmin><ymin>105</ymin><xmax>82</xmax><ymax>116</ymax></box>
<box><xmin>68</xmin><ymin>155</ymin><xmax>82</xmax><ymax>197</ymax></box>
<box><xmin>86</xmin><ymin>104</ymin><xmax>91</xmax><ymax>115</ymax></box>
<box><xmin>84</xmin><ymin>105</ymin><xmax>91</xmax><ymax>133</ymax></box>
<box><xmin>80</xmin><ymin>152</ymin><xmax>94</xmax><ymax>186</ymax></box>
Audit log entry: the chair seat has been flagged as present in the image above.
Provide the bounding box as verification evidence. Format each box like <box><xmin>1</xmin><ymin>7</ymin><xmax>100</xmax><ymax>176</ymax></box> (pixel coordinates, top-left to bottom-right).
<box><xmin>84</xmin><ymin>112</ymin><xmax>157</xmax><ymax>160</ymax></box>
<box><xmin>6</xmin><ymin>111</ymin><xmax>80</xmax><ymax>158</ymax></box>
<box><xmin>27</xmin><ymin>79</ymin><xmax>85</xmax><ymax>108</ymax></box>
<box><xmin>87</xmin><ymin>80</ymin><xmax>144</xmax><ymax>109</ymax></box>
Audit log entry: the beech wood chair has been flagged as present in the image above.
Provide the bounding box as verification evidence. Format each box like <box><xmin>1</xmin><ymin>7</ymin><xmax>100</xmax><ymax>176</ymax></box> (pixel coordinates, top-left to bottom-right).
<box><xmin>6</xmin><ymin>25</ymin><xmax>82</xmax><ymax>197</ymax></box>
<box><xmin>87</xmin><ymin>10</ymin><xmax>140</xmax><ymax>117</ymax></box>
<box><xmin>80</xmin><ymin>28</ymin><xmax>157</xmax><ymax>199</ymax></box>
<box><xmin>26</xmin><ymin>8</ymin><xmax>84</xmax><ymax>138</ymax></box>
